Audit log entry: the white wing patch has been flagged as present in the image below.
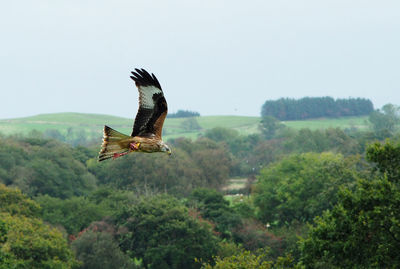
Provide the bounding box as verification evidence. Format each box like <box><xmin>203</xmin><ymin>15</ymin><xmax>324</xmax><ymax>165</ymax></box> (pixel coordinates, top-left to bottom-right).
<box><xmin>139</xmin><ymin>85</ymin><xmax>163</xmax><ymax>109</ymax></box>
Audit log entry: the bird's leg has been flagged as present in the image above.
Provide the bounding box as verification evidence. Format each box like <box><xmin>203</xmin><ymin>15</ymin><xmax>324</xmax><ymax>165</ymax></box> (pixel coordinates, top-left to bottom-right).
<box><xmin>130</xmin><ymin>142</ymin><xmax>141</xmax><ymax>151</ymax></box>
<box><xmin>113</xmin><ymin>152</ymin><xmax>129</xmax><ymax>159</ymax></box>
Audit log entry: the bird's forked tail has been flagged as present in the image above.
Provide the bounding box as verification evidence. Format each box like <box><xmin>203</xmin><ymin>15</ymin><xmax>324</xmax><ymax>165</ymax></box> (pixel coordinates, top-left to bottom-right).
<box><xmin>98</xmin><ymin>126</ymin><xmax>131</xmax><ymax>161</ymax></box>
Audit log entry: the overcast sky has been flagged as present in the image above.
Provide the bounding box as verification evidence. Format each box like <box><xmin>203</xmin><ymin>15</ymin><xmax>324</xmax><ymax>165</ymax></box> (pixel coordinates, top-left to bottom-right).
<box><xmin>1</xmin><ymin>0</ymin><xmax>399</xmax><ymax>119</ymax></box>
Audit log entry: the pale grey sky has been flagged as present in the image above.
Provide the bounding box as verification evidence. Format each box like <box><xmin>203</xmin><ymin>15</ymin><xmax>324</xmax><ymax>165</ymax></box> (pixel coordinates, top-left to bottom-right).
<box><xmin>1</xmin><ymin>0</ymin><xmax>399</xmax><ymax>119</ymax></box>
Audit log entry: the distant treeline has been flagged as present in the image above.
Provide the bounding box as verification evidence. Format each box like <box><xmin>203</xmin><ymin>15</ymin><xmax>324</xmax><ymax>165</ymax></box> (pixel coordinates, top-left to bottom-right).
<box><xmin>168</xmin><ymin>109</ymin><xmax>200</xmax><ymax>118</ymax></box>
<box><xmin>261</xmin><ymin>97</ymin><xmax>374</xmax><ymax>120</ymax></box>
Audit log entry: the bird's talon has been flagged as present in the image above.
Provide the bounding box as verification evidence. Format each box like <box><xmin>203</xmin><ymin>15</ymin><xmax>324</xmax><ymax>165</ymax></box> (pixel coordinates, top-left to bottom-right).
<box><xmin>130</xmin><ymin>142</ymin><xmax>140</xmax><ymax>151</ymax></box>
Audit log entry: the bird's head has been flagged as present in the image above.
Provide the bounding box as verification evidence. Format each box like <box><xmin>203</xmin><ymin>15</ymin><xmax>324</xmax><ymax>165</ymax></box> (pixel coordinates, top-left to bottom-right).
<box><xmin>161</xmin><ymin>142</ymin><xmax>172</xmax><ymax>156</ymax></box>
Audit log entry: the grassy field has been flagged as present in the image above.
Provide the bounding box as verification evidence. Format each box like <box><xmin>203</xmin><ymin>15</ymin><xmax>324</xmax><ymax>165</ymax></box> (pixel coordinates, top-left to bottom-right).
<box><xmin>221</xmin><ymin>178</ymin><xmax>248</xmax><ymax>191</ymax></box>
<box><xmin>0</xmin><ymin>112</ymin><xmax>371</xmax><ymax>141</ymax></box>
<box><xmin>0</xmin><ymin>113</ymin><xmax>261</xmax><ymax>141</ymax></box>
<box><xmin>283</xmin><ymin>116</ymin><xmax>370</xmax><ymax>130</ymax></box>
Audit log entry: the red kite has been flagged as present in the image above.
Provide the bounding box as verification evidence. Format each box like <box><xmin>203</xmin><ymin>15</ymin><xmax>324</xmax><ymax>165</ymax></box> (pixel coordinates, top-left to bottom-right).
<box><xmin>98</xmin><ymin>69</ymin><xmax>171</xmax><ymax>161</ymax></box>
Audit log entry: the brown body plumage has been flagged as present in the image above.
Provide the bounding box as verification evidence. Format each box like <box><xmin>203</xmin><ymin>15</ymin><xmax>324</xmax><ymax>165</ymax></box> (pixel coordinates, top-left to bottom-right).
<box><xmin>98</xmin><ymin>69</ymin><xmax>171</xmax><ymax>161</ymax></box>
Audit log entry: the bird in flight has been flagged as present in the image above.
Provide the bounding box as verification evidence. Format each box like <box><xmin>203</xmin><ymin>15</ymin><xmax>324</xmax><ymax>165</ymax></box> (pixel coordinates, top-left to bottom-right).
<box><xmin>98</xmin><ymin>69</ymin><xmax>171</xmax><ymax>161</ymax></box>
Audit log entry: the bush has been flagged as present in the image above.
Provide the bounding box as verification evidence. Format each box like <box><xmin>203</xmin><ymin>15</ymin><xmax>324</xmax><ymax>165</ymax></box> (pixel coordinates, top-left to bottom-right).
<box><xmin>115</xmin><ymin>194</ymin><xmax>219</xmax><ymax>269</ymax></box>
<box><xmin>72</xmin><ymin>222</ymin><xmax>136</xmax><ymax>269</ymax></box>
<box><xmin>253</xmin><ymin>152</ymin><xmax>360</xmax><ymax>225</ymax></box>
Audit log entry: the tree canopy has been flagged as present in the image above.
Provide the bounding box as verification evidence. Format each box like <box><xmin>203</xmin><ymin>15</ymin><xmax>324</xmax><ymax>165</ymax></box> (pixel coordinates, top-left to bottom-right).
<box><xmin>369</xmin><ymin>104</ymin><xmax>400</xmax><ymax>133</ymax></box>
<box><xmin>253</xmin><ymin>152</ymin><xmax>360</xmax><ymax>225</ymax></box>
<box><xmin>168</xmin><ymin>109</ymin><xmax>200</xmax><ymax>118</ymax></box>
<box><xmin>0</xmin><ymin>137</ymin><xmax>96</xmax><ymax>198</ymax></box>
<box><xmin>300</xmin><ymin>178</ymin><xmax>400</xmax><ymax>268</ymax></box>
<box><xmin>300</xmin><ymin>139</ymin><xmax>400</xmax><ymax>268</ymax></box>
<box><xmin>0</xmin><ymin>184</ymin><xmax>78</xmax><ymax>269</ymax></box>
<box><xmin>115</xmin><ymin>194</ymin><xmax>219</xmax><ymax>269</ymax></box>
<box><xmin>261</xmin><ymin>97</ymin><xmax>373</xmax><ymax>120</ymax></box>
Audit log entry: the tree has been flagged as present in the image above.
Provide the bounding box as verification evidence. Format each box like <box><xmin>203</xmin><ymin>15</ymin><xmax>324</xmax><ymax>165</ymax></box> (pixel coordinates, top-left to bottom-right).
<box><xmin>259</xmin><ymin>116</ymin><xmax>286</xmax><ymax>139</ymax></box>
<box><xmin>189</xmin><ymin>188</ymin><xmax>241</xmax><ymax>239</ymax></box>
<box><xmin>299</xmin><ymin>178</ymin><xmax>400</xmax><ymax>268</ymax></box>
<box><xmin>261</xmin><ymin>97</ymin><xmax>373</xmax><ymax>120</ymax></box>
<box><xmin>0</xmin><ymin>184</ymin><xmax>40</xmax><ymax>217</ymax></box>
<box><xmin>0</xmin><ymin>185</ymin><xmax>79</xmax><ymax>268</ymax></box>
<box><xmin>181</xmin><ymin>118</ymin><xmax>202</xmax><ymax>131</ymax></box>
<box><xmin>0</xmin><ymin>136</ymin><xmax>97</xmax><ymax>198</ymax></box>
<box><xmin>253</xmin><ymin>152</ymin><xmax>360</xmax><ymax>225</ymax></box>
<box><xmin>232</xmin><ymin>219</ymin><xmax>283</xmax><ymax>255</ymax></box>
<box><xmin>36</xmin><ymin>195</ymin><xmax>107</xmax><ymax>235</ymax></box>
<box><xmin>201</xmin><ymin>250</ymin><xmax>272</xmax><ymax>269</ymax></box>
<box><xmin>204</xmin><ymin>127</ymin><xmax>239</xmax><ymax>143</ymax></box>
<box><xmin>190</xmin><ymin>138</ymin><xmax>232</xmax><ymax>187</ymax></box>
<box><xmin>43</xmin><ymin>129</ymin><xmax>66</xmax><ymax>141</ymax></box>
<box><xmin>201</xmin><ymin>248</ymin><xmax>299</xmax><ymax>269</ymax></box>
<box><xmin>369</xmin><ymin>103</ymin><xmax>400</xmax><ymax>133</ymax></box>
<box><xmin>0</xmin><ymin>213</ymin><xmax>79</xmax><ymax>269</ymax></box>
<box><xmin>203</xmin><ymin>129</ymin><xmax>263</xmax><ymax>176</ymax></box>
<box><xmin>366</xmin><ymin>140</ymin><xmax>400</xmax><ymax>182</ymax></box>
<box><xmin>90</xmin><ymin>138</ymin><xmax>233</xmax><ymax>195</ymax></box>
<box><xmin>115</xmin><ymin>194</ymin><xmax>219</xmax><ymax>269</ymax></box>
<box><xmin>72</xmin><ymin>222</ymin><xmax>136</xmax><ymax>269</ymax></box>
<box><xmin>89</xmin><ymin>148</ymin><xmax>206</xmax><ymax>195</ymax></box>
<box><xmin>300</xmin><ymin>139</ymin><xmax>400</xmax><ymax>268</ymax></box>
<box><xmin>168</xmin><ymin>110</ymin><xmax>200</xmax><ymax>118</ymax></box>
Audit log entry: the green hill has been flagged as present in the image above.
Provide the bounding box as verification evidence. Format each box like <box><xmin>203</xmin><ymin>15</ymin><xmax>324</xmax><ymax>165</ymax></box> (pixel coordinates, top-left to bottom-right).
<box><xmin>283</xmin><ymin>116</ymin><xmax>370</xmax><ymax>130</ymax></box>
<box><xmin>0</xmin><ymin>112</ymin><xmax>371</xmax><ymax>141</ymax></box>
<box><xmin>0</xmin><ymin>113</ymin><xmax>261</xmax><ymax>141</ymax></box>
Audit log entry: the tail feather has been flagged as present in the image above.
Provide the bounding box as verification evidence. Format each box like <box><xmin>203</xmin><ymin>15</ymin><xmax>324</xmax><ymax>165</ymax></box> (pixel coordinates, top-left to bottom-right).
<box><xmin>98</xmin><ymin>126</ymin><xmax>131</xmax><ymax>161</ymax></box>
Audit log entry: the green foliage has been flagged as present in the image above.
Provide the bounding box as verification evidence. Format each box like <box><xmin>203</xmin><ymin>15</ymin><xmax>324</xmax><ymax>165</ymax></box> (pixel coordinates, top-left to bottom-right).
<box><xmin>188</xmin><ymin>138</ymin><xmax>232</xmax><ymax>185</ymax></box>
<box><xmin>42</xmin><ymin>127</ymin><xmax>98</xmax><ymax>147</ymax></box>
<box><xmin>116</xmin><ymin>194</ymin><xmax>219</xmax><ymax>269</ymax></box>
<box><xmin>231</xmin><ymin>196</ymin><xmax>257</xmax><ymax>219</ymax></box>
<box><xmin>201</xmin><ymin>250</ymin><xmax>272</xmax><ymax>269</ymax></box>
<box><xmin>90</xmin><ymin>149</ymin><xmax>200</xmax><ymax>195</ymax></box>
<box><xmin>300</xmin><ymin>178</ymin><xmax>400</xmax><ymax>268</ymax></box>
<box><xmin>0</xmin><ymin>113</ymin><xmax>263</xmax><ymax>142</ymax></box>
<box><xmin>168</xmin><ymin>109</ymin><xmax>200</xmax><ymax>118</ymax></box>
<box><xmin>215</xmin><ymin>241</ymin><xmax>245</xmax><ymax>259</ymax></box>
<box><xmin>0</xmin><ymin>185</ymin><xmax>78</xmax><ymax>268</ymax></box>
<box><xmin>269</xmin><ymin>222</ymin><xmax>309</xmax><ymax>262</ymax></box>
<box><xmin>203</xmin><ymin>129</ymin><xmax>263</xmax><ymax>176</ymax></box>
<box><xmin>36</xmin><ymin>195</ymin><xmax>107</xmax><ymax>235</ymax></box>
<box><xmin>369</xmin><ymin>104</ymin><xmax>400</xmax><ymax>133</ymax></box>
<box><xmin>204</xmin><ymin>127</ymin><xmax>239</xmax><ymax>143</ymax></box>
<box><xmin>366</xmin><ymin>140</ymin><xmax>400</xmax><ymax>182</ymax></box>
<box><xmin>180</xmin><ymin>118</ymin><xmax>202</xmax><ymax>131</ymax></box>
<box><xmin>283</xmin><ymin>128</ymin><xmax>362</xmax><ymax>155</ymax></box>
<box><xmin>72</xmin><ymin>225</ymin><xmax>136</xmax><ymax>269</ymax></box>
<box><xmin>262</xmin><ymin>97</ymin><xmax>373</xmax><ymax>120</ymax></box>
<box><xmin>259</xmin><ymin>116</ymin><xmax>286</xmax><ymax>139</ymax></box>
<box><xmin>87</xmin><ymin>187</ymin><xmax>139</xmax><ymax>217</ymax></box>
<box><xmin>253</xmin><ymin>152</ymin><xmax>360</xmax><ymax>225</ymax></box>
<box><xmin>283</xmin><ymin>116</ymin><xmax>369</xmax><ymax>131</ymax></box>
<box><xmin>91</xmin><ymin>138</ymin><xmax>232</xmax><ymax>195</ymax></box>
<box><xmin>2</xmin><ymin>112</ymin><xmax>399</xmax><ymax>268</ymax></box>
<box><xmin>189</xmin><ymin>188</ymin><xmax>242</xmax><ymax>239</ymax></box>
<box><xmin>201</xmin><ymin>248</ymin><xmax>299</xmax><ymax>269</ymax></box>
<box><xmin>300</xmin><ymin>140</ymin><xmax>400</xmax><ymax>268</ymax></box>
<box><xmin>0</xmin><ymin>136</ymin><xmax>97</xmax><ymax>198</ymax></box>
<box><xmin>0</xmin><ymin>213</ymin><xmax>79</xmax><ymax>269</ymax></box>
<box><xmin>1</xmin><ymin>112</ymin><xmax>375</xmax><ymax>145</ymax></box>
<box><xmin>232</xmin><ymin>218</ymin><xmax>283</xmax><ymax>256</ymax></box>
<box><xmin>0</xmin><ymin>184</ymin><xmax>40</xmax><ymax>217</ymax></box>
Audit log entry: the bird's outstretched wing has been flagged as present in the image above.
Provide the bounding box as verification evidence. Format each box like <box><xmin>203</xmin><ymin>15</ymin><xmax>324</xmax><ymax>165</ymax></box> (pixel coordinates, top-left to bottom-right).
<box><xmin>130</xmin><ymin>69</ymin><xmax>168</xmax><ymax>138</ymax></box>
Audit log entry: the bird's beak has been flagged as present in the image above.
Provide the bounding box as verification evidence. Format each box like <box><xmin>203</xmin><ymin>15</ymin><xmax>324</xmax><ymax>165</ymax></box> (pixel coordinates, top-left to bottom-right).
<box><xmin>168</xmin><ymin>150</ymin><xmax>172</xmax><ymax>156</ymax></box>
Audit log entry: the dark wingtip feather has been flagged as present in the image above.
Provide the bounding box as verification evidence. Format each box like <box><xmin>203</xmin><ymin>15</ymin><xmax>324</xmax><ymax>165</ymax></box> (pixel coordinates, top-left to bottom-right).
<box><xmin>98</xmin><ymin>154</ymin><xmax>111</xmax><ymax>162</ymax></box>
<box><xmin>130</xmin><ymin>68</ymin><xmax>162</xmax><ymax>90</ymax></box>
